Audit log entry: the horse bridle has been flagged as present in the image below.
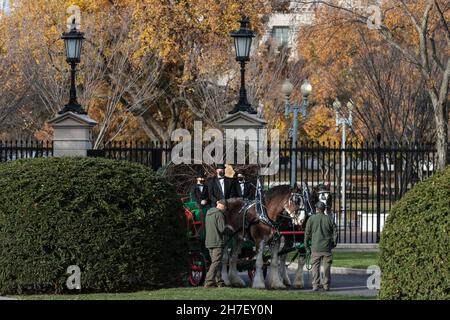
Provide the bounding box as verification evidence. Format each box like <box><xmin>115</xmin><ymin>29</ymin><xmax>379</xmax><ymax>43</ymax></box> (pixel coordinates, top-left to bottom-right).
<box><xmin>281</xmin><ymin>192</ymin><xmax>303</xmax><ymax>219</ymax></box>
<box><xmin>317</xmin><ymin>190</ymin><xmax>330</xmax><ymax>201</ymax></box>
<box><xmin>317</xmin><ymin>190</ymin><xmax>331</xmax><ymax>213</ymax></box>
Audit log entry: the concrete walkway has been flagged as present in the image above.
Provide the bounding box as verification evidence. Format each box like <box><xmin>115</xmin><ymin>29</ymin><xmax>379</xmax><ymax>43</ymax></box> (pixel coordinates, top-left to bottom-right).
<box><xmin>292</xmin><ymin>273</ymin><xmax>378</xmax><ymax>297</ymax></box>
<box><xmin>240</xmin><ymin>268</ymin><xmax>378</xmax><ymax>298</ymax></box>
<box><xmin>0</xmin><ymin>297</ymin><xmax>16</xmax><ymax>300</ymax></box>
<box><xmin>288</xmin><ymin>262</ymin><xmax>369</xmax><ymax>275</ymax></box>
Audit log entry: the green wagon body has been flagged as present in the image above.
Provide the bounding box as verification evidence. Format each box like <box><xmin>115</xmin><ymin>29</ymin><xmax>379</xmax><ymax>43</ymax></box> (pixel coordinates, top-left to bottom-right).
<box><xmin>182</xmin><ymin>197</ymin><xmax>256</xmax><ymax>286</ymax></box>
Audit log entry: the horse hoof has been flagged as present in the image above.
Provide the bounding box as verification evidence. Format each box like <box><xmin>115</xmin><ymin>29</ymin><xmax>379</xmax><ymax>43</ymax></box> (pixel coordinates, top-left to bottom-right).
<box><xmin>231</xmin><ymin>281</ymin><xmax>246</xmax><ymax>288</ymax></box>
<box><xmin>269</xmin><ymin>283</ymin><xmax>286</xmax><ymax>290</ymax></box>
<box><xmin>294</xmin><ymin>284</ymin><xmax>304</xmax><ymax>289</ymax></box>
<box><xmin>252</xmin><ymin>282</ymin><xmax>266</xmax><ymax>290</ymax></box>
<box><xmin>252</xmin><ymin>286</ymin><xmax>266</xmax><ymax>290</ymax></box>
<box><xmin>273</xmin><ymin>286</ymin><xmax>287</xmax><ymax>290</ymax></box>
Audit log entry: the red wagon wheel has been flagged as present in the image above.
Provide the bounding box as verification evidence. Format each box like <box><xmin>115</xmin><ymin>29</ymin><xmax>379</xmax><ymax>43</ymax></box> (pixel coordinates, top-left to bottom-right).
<box><xmin>188</xmin><ymin>251</ymin><xmax>207</xmax><ymax>287</ymax></box>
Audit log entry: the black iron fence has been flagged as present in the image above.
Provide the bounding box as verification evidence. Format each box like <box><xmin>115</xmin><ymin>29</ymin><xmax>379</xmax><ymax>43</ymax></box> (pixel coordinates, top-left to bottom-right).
<box><xmin>83</xmin><ymin>139</ymin><xmax>442</xmax><ymax>244</ymax></box>
<box><xmin>264</xmin><ymin>140</ymin><xmax>439</xmax><ymax>244</ymax></box>
<box><xmin>0</xmin><ymin>140</ymin><xmax>53</xmax><ymax>162</ymax></box>
<box><xmin>1</xmin><ymin>139</ymin><xmax>443</xmax><ymax>243</ymax></box>
<box><xmin>87</xmin><ymin>141</ymin><xmax>172</xmax><ymax>172</ymax></box>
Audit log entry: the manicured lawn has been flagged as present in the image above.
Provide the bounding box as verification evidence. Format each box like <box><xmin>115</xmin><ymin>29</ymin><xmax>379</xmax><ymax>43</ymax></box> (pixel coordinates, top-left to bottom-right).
<box><xmin>10</xmin><ymin>251</ymin><xmax>378</xmax><ymax>300</ymax></box>
<box><xmin>332</xmin><ymin>252</ymin><xmax>378</xmax><ymax>269</ymax></box>
<box><xmin>288</xmin><ymin>251</ymin><xmax>378</xmax><ymax>269</ymax></box>
<box><xmin>14</xmin><ymin>287</ymin><xmax>374</xmax><ymax>300</ymax></box>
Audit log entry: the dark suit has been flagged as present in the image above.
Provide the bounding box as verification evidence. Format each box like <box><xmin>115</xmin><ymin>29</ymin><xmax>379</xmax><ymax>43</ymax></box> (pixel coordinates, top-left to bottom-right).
<box><xmin>208</xmin><ymin>176</ymin><xmax>238</xmax><ymax>205</ymax></box>
<box><xmin>236</xmin><ymin>180</ymin><xmax>255</xmax><ymax>200</ymax></box>
<box><xmin>190</xmin><ymin>183</ymin><xmax>209</xmax><ymax>206</ymax></box>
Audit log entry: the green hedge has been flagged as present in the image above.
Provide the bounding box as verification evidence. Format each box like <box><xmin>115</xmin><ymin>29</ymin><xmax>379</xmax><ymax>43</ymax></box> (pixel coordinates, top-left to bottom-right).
<box><xmin>379</xmin><ymin>166</ymin><xmax>450</xmax><ymax>300</ymax></box>
<box><xmin>0</xmin><ymin>157</ymin><xmax>188</xmax><ymax>294</ymax></box>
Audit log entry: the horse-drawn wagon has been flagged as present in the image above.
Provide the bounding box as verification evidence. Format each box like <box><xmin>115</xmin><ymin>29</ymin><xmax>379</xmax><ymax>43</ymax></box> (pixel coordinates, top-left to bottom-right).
<box><xmin>181</xmin><ymin>181</ymin><xmax>330</xmax><ymax>289</ymax></box>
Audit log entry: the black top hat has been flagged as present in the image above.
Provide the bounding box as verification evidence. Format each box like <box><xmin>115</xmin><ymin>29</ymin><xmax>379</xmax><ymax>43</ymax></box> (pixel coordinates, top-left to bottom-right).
<box><xmin>235</xmin><ymin>170</ymin><xmax>246</xmax><ymax>176</ymax></box>
<box><xmin>215</xmin><ymin>163</ymin><xmax>225</xmax><ymax>169</ymax></box>
<box><xmin>195</xmin><ymin>170</ymin><xmax>206</xmax><ymax>178</ymax></box>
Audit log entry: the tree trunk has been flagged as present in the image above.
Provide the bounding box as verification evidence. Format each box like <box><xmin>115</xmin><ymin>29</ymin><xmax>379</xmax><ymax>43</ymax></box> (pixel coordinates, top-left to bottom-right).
<box><xmin>434</xmin><ymin>99</ymin><xmax>448</xmax><ymax>171</ymax></box>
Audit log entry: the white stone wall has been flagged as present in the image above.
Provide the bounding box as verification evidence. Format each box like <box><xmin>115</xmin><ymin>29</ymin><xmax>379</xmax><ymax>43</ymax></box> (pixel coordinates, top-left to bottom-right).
<box><xmin>259</xmin><ymin>12</ymin><xmax>314</xmax><ymax>60</ymax></box>
<box><xmin>259</xmin><ymin>0</ymin><xmax>382</xmax><ymax>60</ymax></box>
<box><xmin>0</xmin><ymin>0</ymin><xmax>14</xmax><ymax>14</ymax></box>
<box><xmin>52</xmin><ymin>124</ymin><xmax>94</xmax><ymax>157</ymax></box>
<box><xmin>49</xmin><ymin>113</ymin><xmax>97</xmax><ymax>157</ymax></box>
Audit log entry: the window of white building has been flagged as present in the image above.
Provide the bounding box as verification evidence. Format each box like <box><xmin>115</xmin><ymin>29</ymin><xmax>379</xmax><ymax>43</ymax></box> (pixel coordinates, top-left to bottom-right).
<box><xmin>271</xmin><ymin>26</ymin><xmax>289</xmax><ymax>46</ymax></box>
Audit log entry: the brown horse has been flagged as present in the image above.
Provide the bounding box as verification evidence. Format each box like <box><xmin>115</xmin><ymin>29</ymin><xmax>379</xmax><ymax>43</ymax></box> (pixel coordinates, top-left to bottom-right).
<box><xmin>222</xmin><ymin>184</ymin><xmax>305</xmax><ymax>289</ymax></box>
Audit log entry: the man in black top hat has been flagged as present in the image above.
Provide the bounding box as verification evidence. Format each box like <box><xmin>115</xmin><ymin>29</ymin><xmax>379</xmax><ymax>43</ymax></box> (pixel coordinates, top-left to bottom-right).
<box><xmin>190</xmin><ymin>170</ymin><xmax>209</xmax><ymax>208</ymax></box>
<box><xmin>208</xmin><ymin>164</ymin><xmax>238</xmax><ymax>205</ymax></box>
<box><xmin>235</xmin><ymin>171</ymin><xmax>255</xmax><ymax>200</ymax></box>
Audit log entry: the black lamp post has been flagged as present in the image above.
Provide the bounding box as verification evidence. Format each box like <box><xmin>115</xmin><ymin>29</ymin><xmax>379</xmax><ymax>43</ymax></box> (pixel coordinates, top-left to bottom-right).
<box><xmin>229</xmin><ymin>16</ymin><xmax>256</xmax><ymax>115</ymax></box>
<box><xmin>59</xmin><ymin>20</ymin><xmax>86</xmax><ymax>114</ymax></box>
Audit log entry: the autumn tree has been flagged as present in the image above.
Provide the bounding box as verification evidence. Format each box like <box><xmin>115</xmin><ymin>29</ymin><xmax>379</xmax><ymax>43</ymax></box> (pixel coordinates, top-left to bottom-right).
<box><xmin>299</xmin><ymin>8</ymin><xmax>435</xmax><ymax>144</ymax></box>
<box><xmin>0</xmin><ymin>0</ymin><xmax>163</xmax><ymax>143</ymax></box>
<box><xmin>0</xmin><ymin>0</ymin><xmax>278</xmax><ymax>143</ymax></box>
<box><xmin>131</xmin><ymin>0</ymin><xmax>273</xmax><ymax>140</ymax></box>
<box><xmin>297</xmin><ymin>0</ymin><xmax>449</xmax><ymax>169</ymax></box>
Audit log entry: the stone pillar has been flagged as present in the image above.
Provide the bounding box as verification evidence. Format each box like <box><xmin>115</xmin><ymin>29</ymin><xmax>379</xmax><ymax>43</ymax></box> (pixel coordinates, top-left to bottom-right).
<box><xmin>218</xmin><ymin>111</ymin><xmax>267</xmax><ymax>169</ymax></box>
<box><xmin>48</xmin><ymin>112</ymin><xmax>97</xmax><ymax>157</ymax></box>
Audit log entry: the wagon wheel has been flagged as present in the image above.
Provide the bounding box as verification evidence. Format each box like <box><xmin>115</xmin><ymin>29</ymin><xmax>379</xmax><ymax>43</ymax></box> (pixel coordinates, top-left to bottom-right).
<box><xmin>188</xmin><ymin>251</ymin><xmax>207</xmax><ymax>287</ymax></box>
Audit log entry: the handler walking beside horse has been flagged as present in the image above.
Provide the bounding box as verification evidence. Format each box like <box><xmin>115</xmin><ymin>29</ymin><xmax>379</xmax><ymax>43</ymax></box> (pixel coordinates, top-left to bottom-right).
<box><xmin>204</xmin><ymin>199</ymin><xmax>227</xmax><ymax>288</ymax></box>
<box><xmin>305</xmin><ymin>201</ymin><xmax>338</xmax><ymax>291</ymax></box>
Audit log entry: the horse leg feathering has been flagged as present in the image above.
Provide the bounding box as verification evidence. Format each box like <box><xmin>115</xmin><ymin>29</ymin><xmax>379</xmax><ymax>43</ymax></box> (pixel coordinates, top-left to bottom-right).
<box><xmin>279</xmin><ymin>237</ymin><xmax>292</xmax><ymax>287</ymax></box>
<box><xmin>228</xmin><ymin>237</ymin><xmax>246</xmax><ymax>287</ymax></box>
<box><xmin>266</xmin><ymin>236</ymin><xmax>286</xmax><ymax>290</ymax></box>
<box><xmin>294</xmin><ymin>255</ymin><xmax>306</xmax><ymax>289</ymax></box>
<box><xmin>221</xmin><ymin>239</ymin><xmax>231</xmax><ymax>287</ymax></box>
<box><xmin>252</xmin><ymin>239</ymin><xmax>266</xmax><ymax>289</ymax></box>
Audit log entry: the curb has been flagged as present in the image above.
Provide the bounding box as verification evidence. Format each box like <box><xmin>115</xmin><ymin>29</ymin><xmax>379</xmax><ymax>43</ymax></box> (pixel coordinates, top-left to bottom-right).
<box><xmin>287</xmin><ymin>262</ymin><xmax>368</xmax><ymax>276</ymax></box>
<box><xmin>328</xmin><ymin>267</ymin><xmax>368</xmax><ymax>275</ymax></box>
<box><xmin>335</xmin><ymin>244</ymin><xmax>379</xmax><ymax>252</ymax></box>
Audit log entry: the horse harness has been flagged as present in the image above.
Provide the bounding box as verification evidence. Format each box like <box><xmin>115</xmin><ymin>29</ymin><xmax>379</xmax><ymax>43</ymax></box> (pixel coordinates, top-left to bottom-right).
<box><xmin>230</xmin><ymin>191</ymin><xmax>304</xmax><ymax>242</ymax></box>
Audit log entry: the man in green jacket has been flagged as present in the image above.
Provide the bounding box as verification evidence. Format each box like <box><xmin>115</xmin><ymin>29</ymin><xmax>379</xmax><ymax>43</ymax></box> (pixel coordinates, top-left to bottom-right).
<box><xmin>204</xmin><ymin>199</ymin><xmax>227</xmax><ymax>288</ymax></box>
<box><xmin>304</xmin><ymin>201</ymin><xmax>338</xmax><ymax>291</ymax></box>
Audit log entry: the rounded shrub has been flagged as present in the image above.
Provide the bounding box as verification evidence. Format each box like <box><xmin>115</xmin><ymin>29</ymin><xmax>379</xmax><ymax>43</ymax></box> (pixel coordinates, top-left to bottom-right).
<box><xmin>0</xmin><ymin>157</ymin><xmax>188</xmax><ymax>294</ymax></box>
<box><xmin>379</xmin><ymin>166</ymin><xmax>450</xmax><ymax>300</ymax></box>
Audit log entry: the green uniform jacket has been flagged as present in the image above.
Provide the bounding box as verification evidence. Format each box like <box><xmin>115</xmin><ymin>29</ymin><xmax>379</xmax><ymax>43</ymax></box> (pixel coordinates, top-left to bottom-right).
<box><xmin>205</xmin><ymin>207</ymin><xmax>226</xmax><ymax>249</ymax></box>
<box><xmin>304</xmin><ymin>213</ymin><xmax>338</xmax><ymax>253</ymax></box>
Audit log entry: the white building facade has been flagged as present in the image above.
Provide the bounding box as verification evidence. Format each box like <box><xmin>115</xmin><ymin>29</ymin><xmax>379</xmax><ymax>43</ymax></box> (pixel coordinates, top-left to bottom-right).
<box><xmin>0</xmin><ymin>0</ymin><xmax>14</xmax><ymax>15</ymax></box>
<box><xmin>261</xmin><ymin>0</ymin><xmax>381</xmax><ymax>60</ymax></box>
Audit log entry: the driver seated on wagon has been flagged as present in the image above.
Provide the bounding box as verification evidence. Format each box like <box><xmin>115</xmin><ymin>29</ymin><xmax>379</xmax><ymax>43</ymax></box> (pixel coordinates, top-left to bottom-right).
<box><xmin>235</xmin><ymin>171</ymin><xmax>255</xmax><ymax>201</ymax></box>
<box><xmin>190</xmin><ymin>170</ymin><xmax>210</xmax><ymax>209</ymax></box>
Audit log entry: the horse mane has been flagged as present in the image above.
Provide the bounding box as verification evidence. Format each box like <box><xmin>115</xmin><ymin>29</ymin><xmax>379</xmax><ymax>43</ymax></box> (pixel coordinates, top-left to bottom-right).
<box><xmin>226</xmin><ymin>198</ymin><xmax>246</xmax><ymax>212</ymax></box>
<box><xmin>265</xmin><ymin>185</ymin><xmax>291</xmax><ymax>202</ymax></box>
